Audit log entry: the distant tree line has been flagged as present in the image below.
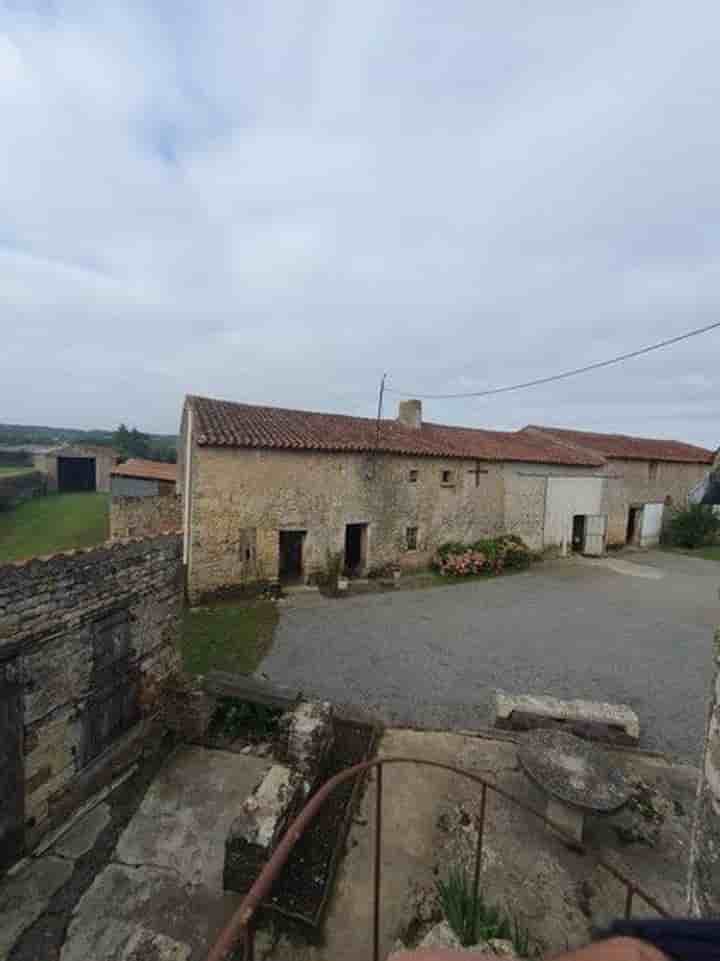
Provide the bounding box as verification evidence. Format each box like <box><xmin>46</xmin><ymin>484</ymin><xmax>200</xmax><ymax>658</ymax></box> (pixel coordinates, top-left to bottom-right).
<box><xmin>112</xmin><ymin>424</ymin><xmax>177</xmax><ymax>463</ymax></box>
<box><xmin>0</xmin><ymin>422</ymin><xmax>178</xmax><ymax>463</ymax></box>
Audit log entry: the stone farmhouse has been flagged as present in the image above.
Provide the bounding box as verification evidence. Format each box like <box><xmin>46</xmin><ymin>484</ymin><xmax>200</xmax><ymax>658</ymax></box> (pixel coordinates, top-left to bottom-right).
<box><xmin>33</xmin><ymin>444</ymin><xmax>119</xmax><ymax>493</ymax></box>
<box><xmin>178</xmin><ymin>395</ymin><xmax>713</xmax><ymax>601</ymax></box>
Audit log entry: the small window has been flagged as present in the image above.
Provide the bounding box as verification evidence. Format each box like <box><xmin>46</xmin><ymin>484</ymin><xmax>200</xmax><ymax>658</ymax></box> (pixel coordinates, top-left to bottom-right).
<box><xmin>408</xmin><ymin>469</ymin><xmax>418</xmax><ymax>483</ymax></box>
<box><xmin>441</xmin><ymin>469</ymin><xmax>454</xmax><ymax>485</ymax></box>
<box><xmin>648</xmin><ymin>461</ymin><xmax>659</xmax><ymax>481</ymax></box>
<box><xmin>406</xmin><ymin>526</ymin><xmax>418</xmax><ymax>551</ymax></box>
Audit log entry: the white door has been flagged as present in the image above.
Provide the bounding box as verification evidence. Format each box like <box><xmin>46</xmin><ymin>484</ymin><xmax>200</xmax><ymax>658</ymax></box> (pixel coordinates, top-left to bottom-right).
<box><xmin>583</xmin><ymin>514</ymin><xmax>607</xmax><ymax>556</ymax></box>
<box><xmin>639</xmin><ymin>502</ymin><xmax>664</xmax><ymax>547</ymax></box>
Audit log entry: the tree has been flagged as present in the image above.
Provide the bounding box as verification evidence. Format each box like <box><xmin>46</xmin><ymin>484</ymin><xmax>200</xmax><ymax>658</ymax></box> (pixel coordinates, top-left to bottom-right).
<box><xmin>668</xmin><ymin>503</ymin><xmax>720</xmax><ymax>549</ymax></box>
<box><xmin>113</xmin><ymin>423</ymin><xmax>150</xmax><ymax>460</ymax></box>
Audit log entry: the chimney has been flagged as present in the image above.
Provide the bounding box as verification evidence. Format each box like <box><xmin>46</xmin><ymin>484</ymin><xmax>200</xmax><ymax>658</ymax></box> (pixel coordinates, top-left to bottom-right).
<box><xmin>398</xmin><ymin>399</ymin><xmax>422</xmax><ymax>430</ymax></box>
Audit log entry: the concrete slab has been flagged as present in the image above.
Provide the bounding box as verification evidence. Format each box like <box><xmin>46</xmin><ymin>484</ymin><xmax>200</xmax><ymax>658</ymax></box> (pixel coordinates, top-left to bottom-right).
<box><xmin>0</xmin><ymin>855</ymin><xmax>74</xmax><ymax>957</ymax></box>
<box><xmin>116</xmin><ymin>745</ymin><xmax>271</xmax><ymax>890</ymax></box>
<box><xmin>53</xmin><ymin>803</ymin><xmax>111</xmax><ymax>860</ymax></box>
<box><xmin>60</xmin><ymin>863</ymin><xmax>239</xmax><ymax>961</ymax></box>
<box><xmin>262</xmin><ymin>728</ymin><xmax>697</xmax><ymax>961</ymax></box>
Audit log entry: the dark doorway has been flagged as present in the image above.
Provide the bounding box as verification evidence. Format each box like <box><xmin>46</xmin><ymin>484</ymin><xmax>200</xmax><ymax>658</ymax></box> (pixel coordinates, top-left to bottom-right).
<box><xmin>58</xmin><ymin>456</ymin><xmax>96</xmax><ymax>492</ymax></box>
<box><xmin>0</xmin><ymin>659</ymin><xmax>25</xmax><ymax>872</ymax></box>
<box><xmin>279</xmin><ymin>530</ymin><xmax>305</xmax><ymax>582</ymax></box>
<box><xmin>626</xmin><ymin>506</ymin><xmax>642</xmax><ymax>544</ymax></box>
<box><xmin>344</xmin><ymin>524</ymin><xmax>368</xmax><ymax>576</ymax></box>
<box><xmin>571</xmin><ymin>514</ymin><xmax>586</xmax><ymax>553</ymax></box>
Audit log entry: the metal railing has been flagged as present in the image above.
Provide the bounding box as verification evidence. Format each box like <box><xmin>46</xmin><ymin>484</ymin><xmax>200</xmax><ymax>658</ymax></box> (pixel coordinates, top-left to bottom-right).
<box><xmin>205</xmin><ymin>756</ymin><xmax>670</xmax><ymax>961</ymax></box>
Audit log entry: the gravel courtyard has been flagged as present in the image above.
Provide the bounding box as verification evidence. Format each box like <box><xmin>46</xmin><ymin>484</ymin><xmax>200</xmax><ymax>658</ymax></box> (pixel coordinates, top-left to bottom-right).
<box><xmin>261</xmin><ymin>550</ymin><xmax>720</xmax><ymax>761</ymax></box>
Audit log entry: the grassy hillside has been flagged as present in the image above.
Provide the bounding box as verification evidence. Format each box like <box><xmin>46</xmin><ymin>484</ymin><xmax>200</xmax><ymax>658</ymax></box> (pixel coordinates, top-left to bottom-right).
<box><xmin>0</xmin><ymin>493</ymin><xmax>110</xmax><ymax>564</ymax></box>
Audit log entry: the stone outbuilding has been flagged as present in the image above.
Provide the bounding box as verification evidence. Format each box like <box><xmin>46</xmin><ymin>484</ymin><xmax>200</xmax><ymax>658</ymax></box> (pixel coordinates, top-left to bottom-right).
<box><xmin>178</xmin><ymin>394</ymin><xmax>713</xmax><ymax>601</ymax></box>
<box><xmin>110</xmin><ymin>458</ymin><xmax>177</xmax><ymax>498</ymax></box>
<box><xmin>34</xmin><ymin>444</ymin><xmax>120</xmax><ymax>493</ymax></box>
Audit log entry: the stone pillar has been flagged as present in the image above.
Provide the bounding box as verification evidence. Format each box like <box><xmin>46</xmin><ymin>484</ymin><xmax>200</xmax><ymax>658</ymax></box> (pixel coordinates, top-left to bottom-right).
<box><xmin>687</xmin><ymin>627</ymin><xmax>720</xmax><ymax>916</ymax></box>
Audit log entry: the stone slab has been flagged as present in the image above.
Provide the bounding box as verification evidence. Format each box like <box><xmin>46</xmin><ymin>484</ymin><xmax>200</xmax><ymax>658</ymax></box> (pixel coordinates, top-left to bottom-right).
<box><xmin>116</xmin><ymin>745</ymin><xmax>270</xmax><ymax>890</ymax></box>
<box><xmin>493</xmin><ymin>691</ymin><xmax>640</xmax><ymax>744</ymax></box>
<box><xmin>519</xmin><ymin>729</ymin><xmax>632</xmax><ymax>813</ymax></box>
<box><xmin>53</xmin><ymin>803</ymin><xmax>111</xmax><ymax>859</ymax></box>
<box><xmin>547</xmin><ymin>797</ymin><xmax>585</xmax><ymax>844</ymax></box>
<box><xmin>275</xmin><ymin>700</ymin><xmax>334</xmax><ymax>783</ymax></box>
<box><xmin>224</xmin><ymin>764</ymin><xmax>308</xmax><ymax>894</ymax></box>
<box><xmin>0</xmin><ymin>855</ymin><xmax>74</xmax><ymax>957</ymax></box>
<box><xmin>60</xmin><ymin>863</ymin><xmax>238</xmax><ymax>961</ymax></box>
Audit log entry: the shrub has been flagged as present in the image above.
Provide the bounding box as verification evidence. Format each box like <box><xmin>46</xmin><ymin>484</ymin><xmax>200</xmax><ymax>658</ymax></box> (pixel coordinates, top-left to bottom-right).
<box><xmin>668</xmin><ymin>504</ymin><xmax>720</xmax><ymax>549</ymax></box>
<box><xmin>433</xmin><ymin>535</ymin><xmax>532</xmax><ymax>576</ymax></box>
<box><xmin>321</xmin><ymin>549</ymin><xmax>345</xmax><ymax>595</ymax></box>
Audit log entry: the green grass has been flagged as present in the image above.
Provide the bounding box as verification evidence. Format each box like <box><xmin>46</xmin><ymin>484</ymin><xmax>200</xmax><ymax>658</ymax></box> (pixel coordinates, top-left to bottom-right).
<box><xmin>663</xmin><ymin>544</ymin><xmax>720</xmax><ymax>562</ymax></box>
<box><xmin>0</xmin><ymin>492</ymin><xmax>109</xmax><ymax>564</ymax></box>
<box><xmin>181</xmin><ymin>600</ymin><xmax>279</xmax><ymax>676</ymax></box>
<box><xmin>0</xmin><ymin>466</ymin><xmax>33</xmax><ymax>476</ymax></box>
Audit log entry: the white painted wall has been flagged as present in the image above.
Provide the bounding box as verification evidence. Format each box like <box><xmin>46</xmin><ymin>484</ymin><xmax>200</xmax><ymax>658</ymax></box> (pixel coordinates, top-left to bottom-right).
<box><xmin>544</xmin><ymin>476</ymin><xmax>605</xmax><ymax>552</ymax></box>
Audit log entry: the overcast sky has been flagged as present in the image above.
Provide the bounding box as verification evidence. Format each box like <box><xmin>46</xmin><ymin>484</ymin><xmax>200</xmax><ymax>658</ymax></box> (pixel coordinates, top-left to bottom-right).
<box><xmin>1</xmin><ymin>2</ymin><xmax>718</xmax><ymax>446</ymax></box>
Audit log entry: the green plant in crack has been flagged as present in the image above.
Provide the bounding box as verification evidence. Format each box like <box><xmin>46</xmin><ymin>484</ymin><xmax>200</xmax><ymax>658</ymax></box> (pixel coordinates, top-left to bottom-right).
<box><xmin>436</xmin><ymin>866</ymin><xmax>533</xmax><ymax>954</ymax></box>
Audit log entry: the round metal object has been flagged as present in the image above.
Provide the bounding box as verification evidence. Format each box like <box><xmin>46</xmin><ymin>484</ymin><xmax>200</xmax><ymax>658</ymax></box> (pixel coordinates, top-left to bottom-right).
<box><xmin>518</xmin><ymin>729</ymin><xmax>631</xmax><ymax>813</ymax></box>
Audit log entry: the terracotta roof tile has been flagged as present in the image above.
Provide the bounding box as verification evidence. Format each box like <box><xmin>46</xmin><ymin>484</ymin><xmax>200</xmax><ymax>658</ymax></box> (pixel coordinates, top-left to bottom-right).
<box><xmin>525</xmin><ymin>426</ymin><xmax>714</xmax><ymax>464</ymax></box>
<box><xmin>111</xmin><ymin>458</ymin><xmax>177</xmax><ymax>482</ymax></box>
<box><xmin>187</xmin><ymin>395</ymin><xmax>605</xmax><ymax>466</ymax></box>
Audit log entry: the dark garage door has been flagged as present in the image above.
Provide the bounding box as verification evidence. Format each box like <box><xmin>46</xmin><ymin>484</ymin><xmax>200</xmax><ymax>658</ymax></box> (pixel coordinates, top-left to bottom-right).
<box><xmin>58</xmin><ymin>456</ymin><xmax>96</xmax><ymax>492</ymax></box>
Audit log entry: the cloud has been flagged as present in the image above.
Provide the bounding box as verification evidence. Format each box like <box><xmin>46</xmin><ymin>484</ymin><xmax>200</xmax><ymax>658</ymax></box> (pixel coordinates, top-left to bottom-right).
<box><xmin>0</xmin><ymin>0</ymin><xmax>718</xmax><ymax>446</ymax></box>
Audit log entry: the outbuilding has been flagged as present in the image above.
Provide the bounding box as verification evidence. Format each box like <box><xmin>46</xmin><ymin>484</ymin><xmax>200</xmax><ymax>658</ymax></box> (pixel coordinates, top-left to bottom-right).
<box><xmin>110</xmin><ymin>458</ymin><xmax>177</xmax><ymax>497</ymax></box>
<box><xmin>34</xmin><ymin>444</ymin><xmax>120</xmax><ymax>493</ymax></box>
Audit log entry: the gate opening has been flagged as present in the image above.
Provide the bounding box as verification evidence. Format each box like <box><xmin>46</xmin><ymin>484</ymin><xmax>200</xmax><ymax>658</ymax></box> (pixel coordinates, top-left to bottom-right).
<box><xmin>626</xmin><ymin>506</ymin><xmax>642</xmax><ymax>545</ymax></box>
<box><xmin>58</xmin><ymin>456</ymin><xmax>96</xmax><ymax>492</ymax></box>
<box><xmin>279</xmin><ymin>530</ymin><xmax>305</xmax><ymax>583</ymax></box>
<box><xmin>571</xmin><ymin>515</ymin><xmax>586</xmax><ymax>553</ymax></box>
<box><xmin>344</xmin><ymin>524</ymin><xmax>368</xmax><ymax>576</ymax></box>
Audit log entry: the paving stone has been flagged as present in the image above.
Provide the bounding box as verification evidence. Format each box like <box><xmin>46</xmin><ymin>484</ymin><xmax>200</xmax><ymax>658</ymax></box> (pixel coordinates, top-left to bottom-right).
<box><xmin>54</xmin><ymin>803</ymin><xmax>111</xmax><ymax>859</ymax></box>
<box><xmin>0</xmin><ymin>855</ymin><xmax>73</xmax><ymax>958</ymax></box>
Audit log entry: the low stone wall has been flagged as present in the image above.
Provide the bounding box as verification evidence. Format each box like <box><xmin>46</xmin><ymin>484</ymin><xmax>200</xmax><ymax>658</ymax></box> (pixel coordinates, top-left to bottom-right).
<box><xmin>0</xmin><ymin>534</ymin><xmax>183</xmax><ymax>868</ymax></box>
<box><xmin>0</xmin><ymin>470</ymin><xmax>46</xmax><ymax>510</ymax></box>
<box><xmin>110</xmin><ymin>494</ymin><xmax>181</xmax><ymax>540</ymax></box>
<box><xmin>688</xmin><ymin>627</ymin><xmax>720</xmax><ymax>916</ymax></box>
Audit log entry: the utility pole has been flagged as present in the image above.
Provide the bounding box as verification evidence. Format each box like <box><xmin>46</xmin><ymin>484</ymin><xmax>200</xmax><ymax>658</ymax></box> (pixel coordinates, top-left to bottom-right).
<box><xmin>371</xmin><ymin>373</ymin><xmax>387</xmax><ymax>479</ymax></box>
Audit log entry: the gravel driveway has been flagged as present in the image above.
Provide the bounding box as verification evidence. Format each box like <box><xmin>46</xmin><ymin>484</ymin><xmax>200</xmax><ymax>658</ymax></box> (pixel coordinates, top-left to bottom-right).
<box><xmin>261</xmin><ymin>551</ymin><xmax>719</xmax><ymax>760</ymax></box>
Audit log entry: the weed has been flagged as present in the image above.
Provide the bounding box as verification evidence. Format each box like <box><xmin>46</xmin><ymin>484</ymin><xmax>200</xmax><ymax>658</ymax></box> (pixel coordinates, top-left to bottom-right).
<box><xmin>212</xmin><ymin>697</ymin><xmax>281</xmax><ymax>740</ymax></box>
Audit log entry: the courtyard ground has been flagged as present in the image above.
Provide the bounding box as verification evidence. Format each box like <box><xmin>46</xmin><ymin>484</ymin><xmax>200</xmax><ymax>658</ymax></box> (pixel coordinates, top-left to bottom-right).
<box><xmin>0</xmin><ymin>491</ymin><xmax>109</xmax><ymax>563</ymax></box>
<box><xmin>2</xmin><ymin>730</ymin><xmax>697</xmax><ymax>961</ymax></box>
<box><xmin>262</xmin><ymin>550</ymin><xmax>720</xmax><ymax>761</ymax></box>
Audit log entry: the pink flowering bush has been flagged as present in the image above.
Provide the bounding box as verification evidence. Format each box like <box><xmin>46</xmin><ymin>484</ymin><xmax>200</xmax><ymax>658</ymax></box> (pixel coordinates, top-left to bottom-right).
<box><xmin>433</xmin><ymin>535</ymin><xmax>532</xmax><ymax>577</ymax></box>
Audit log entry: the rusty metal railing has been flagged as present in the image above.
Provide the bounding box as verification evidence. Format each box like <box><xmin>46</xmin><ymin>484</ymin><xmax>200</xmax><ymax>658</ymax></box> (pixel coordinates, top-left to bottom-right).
<box><xmin>205</xmin><ymin>756</ymin><xmax>670</xmax><ymax>961</ymax></box>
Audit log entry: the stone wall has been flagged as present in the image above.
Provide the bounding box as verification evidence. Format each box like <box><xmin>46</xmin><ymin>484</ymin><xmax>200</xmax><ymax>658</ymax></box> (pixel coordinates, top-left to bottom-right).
<box><xmin>185</xmin><ymin>445</ymin><xmax>505</xmax><ymax>601</ymax></box>
<box><xmin>603</xmin><ymin>458</ymin><xmax>708</xmax><ymax>545</ymax></box>
<box><xmin>0</xmin><ymin>534</ymin><xmax>182</xmax><ymax>863</ymax></box>
<box><xmin>688</xmin><ymin>628</ymin><xmax>720</xmax><ymax>916</ymax></box>
<box><xmin>0</xmin><ymin>470</ymin><xmax>46</xmax><ymax>511</ymax></box>
<box><xmin>110</xmin><ymin>494</ymin><xmax>182</xmax><ymax>540</ymax></box>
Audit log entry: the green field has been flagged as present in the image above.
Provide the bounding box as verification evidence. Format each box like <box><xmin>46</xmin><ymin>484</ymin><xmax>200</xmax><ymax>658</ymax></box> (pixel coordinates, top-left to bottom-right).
<box><xmin>182</xmin><ymin>601</ymin><xmax>278</xmax><ymax>676</ymax></box>
<box><xmin>0</xmin><ymin>492</ymin><xmax>110</xmax><ymax>564</ymax></box>
<box><xmin>0</xmin><ymin>466</ymin><xmax>33</xmax><ymax>476</ymax></box>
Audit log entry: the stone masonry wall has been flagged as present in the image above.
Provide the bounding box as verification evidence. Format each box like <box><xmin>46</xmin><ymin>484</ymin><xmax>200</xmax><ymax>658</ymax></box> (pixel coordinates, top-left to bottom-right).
<box><xmin>0</xmin><ymin>470</ymin><xmax>46</xmax><ymax>510</ymax></box>
<box><xmin>110</xmin><ymin>494</ymin><xmax>182</xmax><ymax>541</ymax></box>
<box><xmin>0</xmin><ymin>534</ymin><xmax>182</xmax><ymax>857</ymax></box>
<box><xmin>688</xmin><ymin>627</ymin><xmax>720</xmax><ymax>916</ymax></box>
<box><xmin>186</xmin><ymin>446</ymin><xmax>505</xmax><ymax>601</ymax></box>
<box><xmin>603</xmin><ymin>459</ymin><xmax>708</xmax><ymax>545</ymax></box>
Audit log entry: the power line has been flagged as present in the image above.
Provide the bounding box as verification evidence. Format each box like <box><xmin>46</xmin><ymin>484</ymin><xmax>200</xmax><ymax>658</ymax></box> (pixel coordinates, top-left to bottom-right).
<box><xmin>385</xmin><ymin>319</ymin><xmax>720</xmax><ymax>400</ymax></box>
